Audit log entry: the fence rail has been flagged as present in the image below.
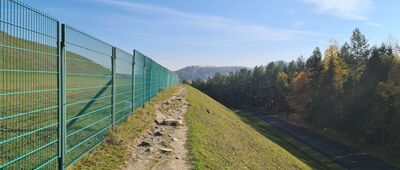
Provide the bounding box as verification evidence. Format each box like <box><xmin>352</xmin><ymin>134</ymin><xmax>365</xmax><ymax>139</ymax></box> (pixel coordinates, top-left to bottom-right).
<box><xmin>0</xmin><ymin>0</ymin><xmax>180</xmax><ymax>169</ymax></box>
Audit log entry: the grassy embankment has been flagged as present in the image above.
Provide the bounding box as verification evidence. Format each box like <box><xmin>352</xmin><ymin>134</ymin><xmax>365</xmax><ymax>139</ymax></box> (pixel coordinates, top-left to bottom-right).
<box><xmin>185</xmin><ymin>85</ymin><xmax>315</xmax><ymax>170</ymax></box>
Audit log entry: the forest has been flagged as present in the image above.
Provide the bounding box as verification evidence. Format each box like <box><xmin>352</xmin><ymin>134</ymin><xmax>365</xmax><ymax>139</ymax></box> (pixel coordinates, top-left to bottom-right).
<box><xmin>192</xmin><ymin>28</ymin><xmax>400</xmax><ymax>146</ymax></box>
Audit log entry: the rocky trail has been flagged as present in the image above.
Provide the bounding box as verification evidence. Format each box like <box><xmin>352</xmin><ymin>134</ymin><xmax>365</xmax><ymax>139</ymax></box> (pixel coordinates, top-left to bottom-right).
<box><xmin>122</xmin><ymin>87</ymin><xmax>191</xmax><ymax>170</ymax></box>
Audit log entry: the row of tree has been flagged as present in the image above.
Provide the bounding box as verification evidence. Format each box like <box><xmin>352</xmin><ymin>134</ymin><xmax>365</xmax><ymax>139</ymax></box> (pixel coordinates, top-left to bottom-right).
<box><xmin>192</xmin><ymin>28</ymin><xmax>400</xmax><ymax>145</ymax></box>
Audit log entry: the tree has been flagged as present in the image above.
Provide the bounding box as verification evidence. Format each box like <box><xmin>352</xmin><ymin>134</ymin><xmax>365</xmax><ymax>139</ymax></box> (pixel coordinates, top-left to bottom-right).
<box><xmin>384</xmin><ymin>34</ymin><xmax>400</xmax><ymax>57</ymax></box>
<box><xmin>307</xmin><ymin>47</ymin><xmax>322</xmax><ymax>71</ymax></box>
<box><xmin>376</xmin><ymin>61</ymin><xmax>400</xmax><ymax>143</ymax></box>
<box><xmin>306</xmin><ymin>47</ymin><xmax>323</xmax><ymax>89</ymax></box>
<box><xmin>276</xmin><ymin>71</ymin><xmax>290</xmax><ymax>113</ymax></box>
<box><xmin>287</xmin><ymin>71</ymin><xmax>310</xmax><ymax>118</ymax></box>
<box><xmin>305</xmin><ymin>43</ymin><xmax>348</xmax><ymax>126</ymax></box>
<box><xmin>351</xmin><ymin>28</ymin><xmax>370</xmax><ymax>63</ymax></box>
<box><xmin>322</xmin><ymin>42</ymin><xmax>348</xmax><ymax>91</ymax></box>
<box><xmin>252</xmin><ymin>65</ymin><xmax>266</xmax><ymax>107</ymax></box>
<box><xmin>253</xmin><ymin>65</ymin><xmax>265</xmax><ymax>79</ymax></box>
<box><xmin>350</xmin><ymin>28</ymin><xmax>370</xmax><ymax>82</ymax></box>
<box><xmin>304</xmin><ymin>47</ymin><xmax>323</xmax><ymax>123</ymax></box>
<box><xmin>287</xmin><ymin>60</ymin><xmax>297</xmax><ymax>82</ymax></box>
<box><xmin>344</xmin><ymin>45</ymin><xmax>396</xmax><ymax>137</ymax></box>
<box><xmin>340</xmin><ymin>42</ymin><xmax>352</xmax><ymax>66</ymax></box>
<box><xmin>295</xmin><ymin>56</ymin><xmax>306</xmax><ymax>71</ymax></box>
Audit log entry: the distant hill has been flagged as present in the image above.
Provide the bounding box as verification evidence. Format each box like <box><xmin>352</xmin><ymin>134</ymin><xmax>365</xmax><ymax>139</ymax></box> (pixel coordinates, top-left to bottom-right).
<box><xmin>175</xmin><ymin>66</ymin><xmax>245</xmax><ymax>80</ymax></box>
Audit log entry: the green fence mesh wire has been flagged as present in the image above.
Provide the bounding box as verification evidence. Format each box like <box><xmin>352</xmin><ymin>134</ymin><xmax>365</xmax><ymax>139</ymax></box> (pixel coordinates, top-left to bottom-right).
<box><xmin>115</xmin><ymin>48</ymin><xmax>133</xmax><ymax>125</ymax></box>
<box><xmin>64</xmin><ymin>25</ymin><xmax>114</xmax><ymax>167</ymax></box>
<box><xmin>0</xmin><ymin>0</ymin><xmax>179</xmax><ymax>169</ymax></box>
<box><xmin>0</xmin><ymin>0</ymin><xmax>59</xmax><ymax>169</ymax></box>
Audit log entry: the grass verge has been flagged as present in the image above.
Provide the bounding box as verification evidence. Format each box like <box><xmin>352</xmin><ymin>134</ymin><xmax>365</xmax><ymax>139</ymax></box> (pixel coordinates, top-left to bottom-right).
<box><xmin>69</xmin><ymin>85</ymin><xmax>181</xmax><ymax>170</ymax></box>
<box><xmin>185</xmin><ymin>85</ymin><xmax>311</xmax><ymax>170</ymax></box>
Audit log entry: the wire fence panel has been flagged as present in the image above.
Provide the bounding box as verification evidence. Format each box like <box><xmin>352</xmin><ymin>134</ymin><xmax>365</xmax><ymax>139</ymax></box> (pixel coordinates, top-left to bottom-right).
<box><xmin>115</xmin><ymin>48</ymin><xmax>133</xmax><ymax>124</ymax></box>
<box><xmin>0</xmin><ymin>0</ymin><xmax>59</xmax><ymax>169</ymax></box>
<box><xmin>158</xmin><ymin>65</ymin><xmax>162</xmax><ymax>91</ymax></box>
<box><xmin>64</xmin><ymin>25</ymin><xmax>113</xmax><ymax>167</ymax></box>
<box><xmin>145</xmin><ymin>57</ymin><xmax>152</xmax><ymax>103</ymax></box>
<box><xmin>150</xmin><ymin>61</ymin><xmax>156</xmax><ymax>98</ymax></box>
<box><xmin>133</xmin><ymin>51</ymin><xmax>145</xmax><ymax>109</ymax></box>
<box><xmin>0</xmin><ymin>1</ymin><xmax>180</xmax><ymax>169</ymax></box>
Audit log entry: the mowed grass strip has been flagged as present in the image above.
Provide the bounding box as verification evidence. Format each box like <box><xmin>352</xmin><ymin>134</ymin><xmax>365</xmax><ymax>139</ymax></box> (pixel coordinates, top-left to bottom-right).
<box><xmin>185</xmin><ymin>85</ymin><xmax>311</xmax><ymax>170</ymax></box>
<box><xmin>69</xmin><ymin>85</ymin><xmax>181</xmax><ymax>170</ymax></box>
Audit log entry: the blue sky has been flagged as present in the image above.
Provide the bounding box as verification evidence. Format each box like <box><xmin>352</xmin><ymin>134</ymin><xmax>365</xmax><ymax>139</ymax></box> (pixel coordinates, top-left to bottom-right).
<box><xmin>25</xmin><ymin>0</ymin><xmax>400</xmax><ymax>70</ymax></box>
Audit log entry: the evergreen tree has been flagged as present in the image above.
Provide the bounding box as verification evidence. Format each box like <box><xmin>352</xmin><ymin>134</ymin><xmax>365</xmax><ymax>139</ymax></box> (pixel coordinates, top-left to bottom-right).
<box><xmin>350</xmin><ymin>28</ymin><xmax>370</xmax><ymax>82</ymax></box>
<box><xmin>306</xmin><ymin>47</ymin><xmax>323</xmax><ymax>89</ymax></box>
<box><xmin>295</xmin><ymin>56</ymin><xmax>306</xmax><ymax>71</ymax></box>
<box><xmin>340</xmin><ymin>42</ymin><xmax>352</xmax><ymax>66</ymax></box>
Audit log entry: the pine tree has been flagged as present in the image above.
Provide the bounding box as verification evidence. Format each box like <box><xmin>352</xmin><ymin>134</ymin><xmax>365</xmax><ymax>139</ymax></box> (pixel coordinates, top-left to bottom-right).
<box><xmin>350</xmin><ymin>28</ymin><xmax>370</xmax><ymax>82</ymax></box>
<box><xmin>306</xmin><ymin>47</ymin><xmax>323</xmax><ymax>89</ymax></box>
<box><xmin>340</xmin><ymin>42</ymin><xmax>352</xmax><ymax>66</ymax></box>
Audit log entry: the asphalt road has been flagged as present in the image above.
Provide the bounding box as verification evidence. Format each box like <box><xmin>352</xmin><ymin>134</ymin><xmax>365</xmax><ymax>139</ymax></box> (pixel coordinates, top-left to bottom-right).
<box><xmin>246</xmin><ymin>111</ymin><xmax>398</xmax><ymax>170</ymax></box>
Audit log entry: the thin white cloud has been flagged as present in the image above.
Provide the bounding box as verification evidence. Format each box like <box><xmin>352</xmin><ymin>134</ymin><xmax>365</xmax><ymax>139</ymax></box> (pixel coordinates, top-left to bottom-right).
<box><xmin>89</xmin><ymin>0</ymin><xmax>320</xmax><ymax>42</ymax></box>
<box><xmin>366</xmin><ymin>22</ymin><xmax>382</xmax><ymax>27</ymax></box>
<box><xmin>302</xmin><ymin>0</ymin><xmax>372</xmax><ymax>21</ymax></box>
<box><xmin>301</xmin><ymin>0</ymin><xmax>382</xmax><ymax>27</ymax></box>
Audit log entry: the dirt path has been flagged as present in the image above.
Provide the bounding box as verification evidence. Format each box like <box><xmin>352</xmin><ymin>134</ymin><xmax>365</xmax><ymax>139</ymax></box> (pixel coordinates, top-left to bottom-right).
<box><xmin>239</xmin><ymin>110</ymin><xmax>398</xmax><ymax>170</ymax></box>
<box><xmin>122</xmin><ymin>86</ymin><xmax>191</xmax><ymax>170</ymax></box>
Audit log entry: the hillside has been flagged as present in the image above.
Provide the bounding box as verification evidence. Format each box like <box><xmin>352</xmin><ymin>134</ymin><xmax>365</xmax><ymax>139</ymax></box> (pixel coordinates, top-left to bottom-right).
<box><xmin>0</xmin><ymin>32</ymin><xmax>110</xmax><ymax>74</ymax></box>
<box><xmin>175</xmin><ymin>66</ymin><xmax>245</xmax><ymax>80</ymax></box>
<box><xmin>185</xmin><ymin>85</ymin><xmax>312</xmax><ymax>170</ymax></box>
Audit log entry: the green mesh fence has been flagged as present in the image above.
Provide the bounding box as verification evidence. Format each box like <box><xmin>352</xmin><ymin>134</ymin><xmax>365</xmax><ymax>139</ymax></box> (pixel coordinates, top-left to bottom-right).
<box><xmin>64</xmin><ymin>25</ymin><xmax>114</xmax><ymax>167</ymax></box>
<box><xmin>0</xmin><ymin>0</ymin><xmax>59</xmax><ymax>169</ymax></box>
<box><xmin>0</xmin><ymin>1</ymin><xmax>179</xmax><ymax>169</ymax></box>
<box><xmin>133</xmin><ymin>51</ymin><xmax>145</xmax><ymax>109</ymax></box>
<box><xmin>115</xmin><ymin>48</ymin><xmax>133</xmax><ymax>125</ymax></box>
<box><xmin>145</xmin><ymin>57</ymin><xmax>152</xmax><ymax>103</ymax></box>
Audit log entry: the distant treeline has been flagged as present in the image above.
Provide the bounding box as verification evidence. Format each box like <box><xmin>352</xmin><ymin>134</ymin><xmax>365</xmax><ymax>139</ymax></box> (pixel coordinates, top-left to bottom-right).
<box><xmin>192</xmin><ymin>28</ymin><xmax>400</xmax><ymax>145</ymax></box>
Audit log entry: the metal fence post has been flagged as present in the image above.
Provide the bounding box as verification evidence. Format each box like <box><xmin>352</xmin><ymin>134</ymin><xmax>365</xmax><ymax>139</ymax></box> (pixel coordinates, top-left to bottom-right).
<box><xmin>155</xmin><ymin>66</ymin><xmax>157</xmax><ymax>94</ymax></box>
<box><xmin>111</xmin><ymin>47</ymin><xmax>116</xmax><ymax>130</ymax></box>
<box><xmin>155</xmin><ymin>65</ymin><xmax>157</xmax><ymax>94</ymax></box>
<box><xmin>132</xmin><ymin>50</ymin><xmax>136</xmax><ymax>112</ymax></box>
<box><xmin>149</xmin><ymin>62</ymin><xmax>153</xmax><ymax>100</ymax></box>
<box><xmin>58</xmin><ymin>23</ymin><xmax>67</xmax><ymax>170</ymax></box>
<box><xmin>143</xmin><ymin>57</ymin><xmax>146</xmax><ymax>107</ymax></box>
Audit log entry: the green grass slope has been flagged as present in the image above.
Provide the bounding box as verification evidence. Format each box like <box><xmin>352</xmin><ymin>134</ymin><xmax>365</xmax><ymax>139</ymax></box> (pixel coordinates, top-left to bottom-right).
<box><xmin>0</xmin><ymin>32</ymin><xmax>110</xmax><ymax>74</ymax></box>
<box><xmin>185</xmin><ymin>85</ymin><xmax>311</xmax><ymax>170</ymax></box>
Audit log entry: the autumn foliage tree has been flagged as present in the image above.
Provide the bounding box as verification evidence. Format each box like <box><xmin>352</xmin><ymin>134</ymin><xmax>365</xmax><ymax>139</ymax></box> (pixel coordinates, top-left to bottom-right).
<box><xmin>286</xmin><ymin>71</ymin><xmax>309</xmax><ymax>118</ymax></box>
